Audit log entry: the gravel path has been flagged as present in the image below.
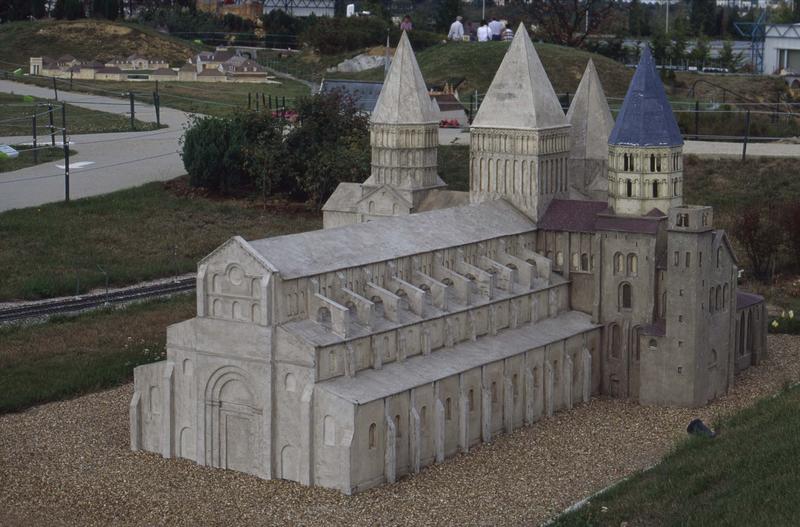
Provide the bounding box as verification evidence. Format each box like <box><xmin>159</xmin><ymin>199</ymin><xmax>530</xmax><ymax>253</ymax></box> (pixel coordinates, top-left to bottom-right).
<box><xmin>2</xmin><ymin>335</ymin><xmax>799</xmax><ymax>527</ymax></box>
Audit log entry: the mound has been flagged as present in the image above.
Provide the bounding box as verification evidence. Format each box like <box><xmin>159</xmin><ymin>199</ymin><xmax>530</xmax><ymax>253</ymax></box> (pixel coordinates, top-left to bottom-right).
<box><xmin>0</xmin><ymin>20</ymin><xmax>201</xmax><ymax>69</ymax></box>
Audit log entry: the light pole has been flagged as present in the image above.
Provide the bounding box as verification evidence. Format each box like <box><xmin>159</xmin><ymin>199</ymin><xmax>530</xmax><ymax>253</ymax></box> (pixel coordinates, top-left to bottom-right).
<box><xmin>665</xmin><ymin>0</ymin><xmax>670</xmax><ymax>34</ymax></box>
<box><xmin>482</xmin><ymin>0</ymin><xmax>485</xmax><ymax>21</ymax></box>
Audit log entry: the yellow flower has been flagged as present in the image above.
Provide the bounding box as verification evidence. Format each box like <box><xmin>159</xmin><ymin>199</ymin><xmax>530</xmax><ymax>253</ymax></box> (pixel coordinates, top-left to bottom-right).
<box><xmin>781</xmin><ymin>310</ymin><xmax>786</xmax><ymax>318</ymax></box>
<box><xmin>771</xmin><ymin>320</ymin><xmax>779</xmax><ymax>328</ymax></box>
<box><xmin>790</xmin><ymin>310</ymin><xmax>795</xmax><ymax>320</ymax></box>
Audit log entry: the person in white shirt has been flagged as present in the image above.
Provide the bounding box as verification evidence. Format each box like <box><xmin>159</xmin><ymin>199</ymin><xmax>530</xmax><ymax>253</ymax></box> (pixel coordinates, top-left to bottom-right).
<box><xmin>488</xmin><ymin>17</ymin><xmax>504</xmax><ymax>41</ymax></box>
<box><xmin>448</xmin><ymin>16</ymin><xmax>464</xmax><ymax>41</ymax></box>
<box><xmin>477</xmin><ymin>20</ymin><xmax>492</xmax><ymax>42</ymax></box>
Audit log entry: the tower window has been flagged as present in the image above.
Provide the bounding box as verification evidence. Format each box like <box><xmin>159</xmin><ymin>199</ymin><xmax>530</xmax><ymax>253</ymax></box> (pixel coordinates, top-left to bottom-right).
<box><xmin>620</xmin><ymin>282</ymin><xmax>632</xmax><ymax>310</ymax></box>
<box><xmin>685</xmin><ymin>252</ymin><xmax>691</xmax><ymax>267</ymax></box>
<box><xmin>650</xmin><ymin>154</ymin><xmax>656</xmax><ymax>172</ymax></box>
<box><xmin>626</xmin><ymin>179</ymin><xmax>633</xmax><ymax>197</ymax></box>
<box><xmin>652</xmin><ymin>180</ymin><xmax>659</xmax><ymax>198</ymax></box>
<box><xmin>623</xmin><ymin>153</ymin><xmax>629</xmax><ymax>171</ymax></box>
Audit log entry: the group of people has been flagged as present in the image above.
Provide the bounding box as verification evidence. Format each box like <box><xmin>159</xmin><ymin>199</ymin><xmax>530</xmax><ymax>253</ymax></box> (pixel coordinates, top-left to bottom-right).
<box><xmin>447</xmin><ymin>16</ymin><xmax>514</xmax><ymax>43</ymax></box>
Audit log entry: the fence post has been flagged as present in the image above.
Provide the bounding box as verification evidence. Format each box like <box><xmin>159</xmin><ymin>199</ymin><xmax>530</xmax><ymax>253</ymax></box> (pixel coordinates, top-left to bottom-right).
<box><xmin>53</xmin><ymin>76</ymin><xmax>58</xmax><ymax>101</ymax></box>
<box><xmin>62</xmin><ymin>103</ymin><xmax>70</xmax><ymax>203</ymax></box>
<box><xmin>262</xmin><ymin>92</ymin><xmax>266</xmax><ymax>109</ymax></box>
<box><xmin>32</xmin><ymin>112</ymin><xmax>38</xmax><ymax>163</ymax></box>
<box><xmin>248</xmin><ymin>92</ymin><xmax>252</xmax><ymax>109</ymax></box>
<box><xmin>269</xmin><ymin>94</ymin><xmax>272</xmax><ymax>109</ymax></box>
<box><xmin>153</xmin><ymin>91</ymin><xmax>160</xmax><ymax>127</ymax></box>
<box><xmin>742</xmin><ymin>110</ymin><xmax>751</xmax><ymax>162</ymax></box>
<box><xmin>694</xmin><ymin>100</ymin><xmax>699</xmax><ymax>138</ymax></box>
<box><xmin>129</xmin><ymin>91</ymin><xmax>135</xmax><ymax>131</ymax></box>
<box><xmin>48</xmin><ymin>103</ymin><xmax>55</xmax><ymax>146</ymax></box>
<box><xmin>70</xmin><ymin>70</ymin><xmax>73</xmax><ymax>90</ymax></box>
<box><xmin>256</xmin><ymin>94</ymin><xmax>259</xmax><ymax>111</ymax></box>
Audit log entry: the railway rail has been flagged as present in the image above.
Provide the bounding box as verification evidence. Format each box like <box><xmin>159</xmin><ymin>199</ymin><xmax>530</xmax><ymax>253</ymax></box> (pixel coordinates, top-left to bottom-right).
<box><xmin>0</xmin><ymin>277</ymin><xmax>195</xmax><ymax>323</ymax></box>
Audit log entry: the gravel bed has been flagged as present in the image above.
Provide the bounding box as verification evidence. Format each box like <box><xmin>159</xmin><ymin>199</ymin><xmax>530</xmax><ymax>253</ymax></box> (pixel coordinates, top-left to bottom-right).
<box><xmin>2</xmin><ymin>335</ymin><xmax>799</xmax><ymax>527</ymax></box>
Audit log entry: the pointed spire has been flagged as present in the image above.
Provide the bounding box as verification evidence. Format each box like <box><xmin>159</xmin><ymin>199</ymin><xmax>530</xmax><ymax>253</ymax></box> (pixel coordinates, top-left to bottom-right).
<box><xmin>608</xmin><ymin>46</ymin><xmax>683</xmax><ymax>147</ymax></box>
<box><xmin>372</xmin><ymin>31</ymin><xmax>437</xmax><ymax>125</ymax></box>
<box><xmin>472</xmin><ymin>24</ymin><xmax>566</xmax><ymax>129</ymax></box>
<box><xmin>567</xmin><ymin>59</ymin><xmax>614</xmax><ymax>160</ymax></box>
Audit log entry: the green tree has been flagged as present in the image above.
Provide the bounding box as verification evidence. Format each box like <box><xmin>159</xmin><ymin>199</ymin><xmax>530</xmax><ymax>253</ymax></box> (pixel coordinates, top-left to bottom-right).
<box><xmin>64</xmin><ymin>0</ymin><xmax>84</xmax><ymax>19</ymax></box>
<box><xmin>669</xmin><ymin>29</ymin><xmax>688</xmax><ymax>66</ymax></box>
<box><xmin>628</xmin><ymin>0</ymin><xmax>645</xmax><ymax>37</ymax></box>
<box><xmin>690</xmin><ymin>36</ymin><xmax>710</xmax><ymax>69</ymax></box>
<box><xmin>651</xmin><ymin>31</ymin><xmax>670</xmax><ymax>64</ymax></box>
<box><xmin>719</xmin><ymin>40</ymin><xmax>742</xmax><ymax>72</ymax></box>
<box><xmin>435</xmin><ymin>0</ymin><xmax>460</xmax><ymax>32</ymax></box>
<box><xmin>689</xmin><ymin>0</ymin><xmax>716</xmax><ymax>35</ymax></box>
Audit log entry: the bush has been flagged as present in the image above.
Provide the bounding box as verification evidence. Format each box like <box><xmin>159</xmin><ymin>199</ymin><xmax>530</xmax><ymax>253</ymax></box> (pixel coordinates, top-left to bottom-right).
<box><xmin>301</xmin><ymin>16</ymin><xmax>389</xmax><ymax>54</ymax></box>
<box><xmin>181</xmin><ymin>112</ymin><xmax>280</xmax><ymax>194</ymax></box>
<box><xmin>390</xmin><ymin>28</ymin><xmax>445</xmax><ymax>52</ymax></box>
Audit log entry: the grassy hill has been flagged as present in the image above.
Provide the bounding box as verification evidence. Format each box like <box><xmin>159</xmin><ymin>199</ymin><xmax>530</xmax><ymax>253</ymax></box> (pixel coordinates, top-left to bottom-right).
<box><xmin>0</xmin><ymin>20</ymin><xmax>202</xmax><ymax>69</ymax></box>
<box><xmin>326</xmin><ymin>40</ymin><xmax>788</xmax><ymax>104</ymax></box>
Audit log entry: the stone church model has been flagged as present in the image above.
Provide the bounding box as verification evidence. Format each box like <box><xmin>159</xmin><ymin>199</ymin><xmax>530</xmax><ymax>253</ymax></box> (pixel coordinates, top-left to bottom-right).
<box><xmin>131</xmin><ymin>28</ymin><xmax>768</xmax><ymax>493</ymax></box>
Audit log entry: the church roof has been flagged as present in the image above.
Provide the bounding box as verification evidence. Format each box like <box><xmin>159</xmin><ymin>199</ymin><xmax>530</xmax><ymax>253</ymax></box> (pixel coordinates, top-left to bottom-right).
<box><xmin>608</xmin><ymin>46</ymin><xmax>683</xmax><ymax>147</ymax></box>
<box><xmin>566</xmin><ymin>60</ymin><xmax>614</xmax><ymax>160</ymax></box>
<box><xmin>371</xmin><ymin>31</ymin><xmax>437</xmax><ymax>125</ymax></box>
<box><xmin>736</xmin><ymin>291</ymin><xmax>764</xmax><ymax>310</ymax></box>
<box><xmin>248</xmin><ymin>200</ymin><xmax>535</xmax><ymax>280</ymax></box>
<box><xmin>539</xmin><ymin>199</ymin><xmax>609</xmax><ymax>232</ymax></box>
<box><xmin>472</xmin><ymin>24</ymin><xmax>566</xmax><ymax>130</ymax></box>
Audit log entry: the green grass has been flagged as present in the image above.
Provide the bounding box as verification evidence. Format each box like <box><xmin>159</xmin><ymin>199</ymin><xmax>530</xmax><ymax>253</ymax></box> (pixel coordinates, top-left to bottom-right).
<box><xmin>552</xmin><ymin>383</ymin><xmax>800</xmax><ymax>526</ymax></box>
<box><xmin>438</xmin><ymin>144</ymin><xmax>470</xmax><ymax>191</ymax></box>
<box><xmin>0</xmin><ymin>177</ymin><xmax>321</xmax><ymax>301</ymax></box>
<box><xmin>0</xmin><ymin>295</ymin><xmax>195</xmax><ymax>413</ymax></box>
<box><xmin>0</xmin><ymin>92</ymin><xmax>161</xmax><ymax>135</ymax></box>
<box><xmin>0</xmin><ymin>144</ymin><xmax>76</xmax><ymax>172</ymax></box>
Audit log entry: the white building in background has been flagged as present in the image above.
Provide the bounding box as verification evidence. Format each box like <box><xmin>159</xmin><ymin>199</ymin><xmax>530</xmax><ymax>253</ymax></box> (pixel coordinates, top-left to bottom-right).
<box><xmin>763</xmin><ymin>23</ymin><xmax>800</xmax><ymax>75</ymax></box>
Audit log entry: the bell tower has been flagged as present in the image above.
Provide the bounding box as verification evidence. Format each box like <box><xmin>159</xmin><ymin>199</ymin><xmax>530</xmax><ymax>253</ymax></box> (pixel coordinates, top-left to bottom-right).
<box><xmin>607</xmin><ymin>46</ymin><xmax>684</xmax><ymax>216</ymax></box>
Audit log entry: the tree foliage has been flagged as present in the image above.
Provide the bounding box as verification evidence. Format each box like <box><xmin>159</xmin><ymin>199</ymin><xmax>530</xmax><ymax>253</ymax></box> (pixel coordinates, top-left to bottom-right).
<box><xmin>525</xmin><ymin>0</ymin><xmax>617</xmax><ymax>47</ymax></box>
<box><xmin>182</xmin><ymin>92</ymin><xmax>370</xmax><ymax>207</ymax></box>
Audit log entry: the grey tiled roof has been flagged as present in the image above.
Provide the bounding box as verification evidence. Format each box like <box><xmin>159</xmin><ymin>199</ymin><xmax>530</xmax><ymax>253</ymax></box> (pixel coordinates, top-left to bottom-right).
<box><xmin>320</xmin><ymin>79</ymin><xmax>384</xmax><ymax>112</ymax></box>
<box><xmin>539</xmin><ymin>199</ymin><xmax>609</xmax><ymax>232</ymax></box>
<box><xmin>608</xmin><ymin>46</ymin><xmax>683</xmax><ymax>147</ymax></box>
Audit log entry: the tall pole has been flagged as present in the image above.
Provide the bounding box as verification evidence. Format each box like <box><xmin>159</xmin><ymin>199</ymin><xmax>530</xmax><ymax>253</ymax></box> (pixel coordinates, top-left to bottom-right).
<box><xmin>482</xmin><ymin>0</ymin><xmax>485</xmax><ymax>20</ymax></box>
<box><xmin>666</xmin><ymin>0</ymin><xmax>670</xmax><ymax>34</ymax></box>
<box><xmin>62</xmin><ymin>103</ymin><xmax>69</xmax><ymax>203</ymax></box>
<box><xmin>48</xmin><ymin>103</ymin><xmax>55</xmax><ymax>146</ymax></box>
<box><xmin>32</xmin><ymin>112</ymin><xmax>38</xmax><ymax>164</ymax></box>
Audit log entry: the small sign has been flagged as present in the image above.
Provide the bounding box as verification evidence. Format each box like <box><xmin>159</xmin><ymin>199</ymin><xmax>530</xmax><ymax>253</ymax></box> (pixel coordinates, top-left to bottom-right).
<box><xmin>0</xmin><ymin>144</ymin><xmax>19</xmax><ymax>159</ymax></box>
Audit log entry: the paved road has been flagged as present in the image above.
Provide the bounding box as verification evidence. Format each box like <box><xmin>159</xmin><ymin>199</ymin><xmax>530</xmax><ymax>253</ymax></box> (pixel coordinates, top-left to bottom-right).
<box><xmin>0</xmin><ymin>80</ymin><xmax>190</xmax><ymax>212</ymax></box>
<box><xmin>438</xmin><ymin>128</ymin><xmax>800</xmax><ymax>158</ymax></box>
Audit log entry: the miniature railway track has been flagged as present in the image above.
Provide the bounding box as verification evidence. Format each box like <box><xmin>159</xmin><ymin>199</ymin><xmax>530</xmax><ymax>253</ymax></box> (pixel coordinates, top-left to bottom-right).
<box><xmin>0</xmin><ymin>277</ymin><xmax>195</xmax><ymax>323</ymax></box>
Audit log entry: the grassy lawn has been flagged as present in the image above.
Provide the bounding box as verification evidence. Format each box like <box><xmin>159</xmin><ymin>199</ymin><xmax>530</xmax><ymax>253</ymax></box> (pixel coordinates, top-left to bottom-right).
<box><xmin>0</xmin><ymin>295</ymin><xmax>195</xmax><ymax>413</ymax></box>
<box><xmin>0</xmin><ymin>178</ymin><xmax>321</xmax><ymax>301</ymax></box>
<box><xmin>552</xmin><ymin>383</ymin><xmax>800</xmax><ymax>526</ymax></box>
<box><xmin>0</xmin><ymin>144</ymin><xmax>76</xmax><ymax>172</ymax></box>
<box><xmin>0</xmin><ymin>92</ymin><xmax>160</xmax><ymax>135</ymax></box>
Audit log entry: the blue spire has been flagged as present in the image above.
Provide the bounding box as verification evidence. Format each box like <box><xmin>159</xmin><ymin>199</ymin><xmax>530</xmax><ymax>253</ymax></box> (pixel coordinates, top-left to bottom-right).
<box><xmin>608</xmin><ymin>46</ymin><xmax>683</xmax><ymax>147</ymax></box>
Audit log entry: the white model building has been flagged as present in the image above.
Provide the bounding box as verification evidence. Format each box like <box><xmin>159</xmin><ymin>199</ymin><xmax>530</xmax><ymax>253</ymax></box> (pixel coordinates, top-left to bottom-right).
<box><xmin>131</xmin><ymin>29</ymin><xmax>767</xmax><ymax>494</ymax></box>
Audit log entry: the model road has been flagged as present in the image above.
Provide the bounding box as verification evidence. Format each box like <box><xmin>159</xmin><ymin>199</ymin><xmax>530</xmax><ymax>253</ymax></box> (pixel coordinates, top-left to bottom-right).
<box><xmin>0</xmin><ymin>79</ymin><xmax>190</xmax><ymax>212</ymax></box>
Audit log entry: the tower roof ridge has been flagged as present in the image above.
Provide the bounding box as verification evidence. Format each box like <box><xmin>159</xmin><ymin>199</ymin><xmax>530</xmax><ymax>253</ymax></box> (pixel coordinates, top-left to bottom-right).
<box><xmin>608</xmin><ymin>46</ymin><xmax>683</xmax><ymax>147</ymax></box>
<box><xmin>471</xmin><ymin>24</ymin><xmax>566</xmax><ymax>130</ymax></box>
<box><xmin>371</xmin><ymin>31</ymin><xmax>438</xmax><ymax>125</ymax></box>
<box><xmin>566</xmin><ymin>59</ymin><xmax>614</xmax><ymax>160</ymax></box>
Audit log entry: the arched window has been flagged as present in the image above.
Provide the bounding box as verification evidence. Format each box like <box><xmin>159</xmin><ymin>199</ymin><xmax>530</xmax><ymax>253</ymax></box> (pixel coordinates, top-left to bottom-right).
<box><xmin>661</xmin><ymin>291</ymin><xmax>667</xmax><ymax>317</ymax></box>
<box><xmin>445</xmin><ymin>397</ymin><xmax>452</xmax><ymax>420</ymax></box>
<box><xmin>392</xmin><ymin>203</ymin><xmax>399</xmax><ymax>214</ymax></box>
<box><xmin>368</xmin><ymin>423</ymin><xmax>376</xmax><ymax>449</ymax></box>
<box><xmin>620</xmin><ymin>283</ymin><xmax>632</xmax><ymax>310</ymax></box>
<box><xmin>650</xmin><ymin>153</ymin><xmax>656</xmax><ymax>172</ymax></box>
<box><xmin>652</xmin><ymin>180</ymin><xmax>659</xmax><ymax>198</ymax></box>
<box><xmin>611</xmin><ymin>324</ymin><xmax>621</xmax><ymax>358</ymax></box>
<box><xmin>468</xmin><ymin>389</ymin><xmax>475</xmax><ymax>411</ymax></box>
<box><xmin>512</xmin><ymin>373</ymin><xmax>519</xmax><ymax>400</ymax></box>
<box><xmin>627</xmin><ymin>254</ymin><xmax>638</xmax><ymax>276</ymax></box>
<box><xmin>648</xmin><ymin>339</ymin><xmax>658</xmax><ymax>352</ymax></box>
<box><xmin>709</xmin><ymin>288</ymin><xmax>714</xmax><ymax>313</ymax></box>
<box><xmin>723</xmin><ymin>283</ymin><xmax>728</xmax><ymax>308</ymax></box>
<box><xmin>623</xmin><ymin>153</ymin><xmax>629</xmax><ymax>171</ymax></box>
<box><xmin>556</xmin><ymin>251</ymin><xmax>564</xmax><ymax>268</ymax></box>
<box><xmin>317</xmin><ymin>307</ymin><xmax>332</xmax><ymax>328</ymax></box>
<box><xmin>420</xmin><ymin>406</ymin><xmax>427</xmax><ymax>431</ymax></box>
<box><xmin>394</xmin><ymin>414</ymin><xmax>401</xmax><ymax>438</ymax></box>
<box><xmin>673</xmin><ymin>179</ymin><xmax>679</xmax><ymax>196</ymax></box>
<box><xmin>581</xmin><ymin>253</ymin><xmax>589</xmax><ymax>271</ymax></box>
<box><xmin>710</xmin><ymin>348</ymin><xmax>718</xmax><ymax>365</ymax></box>
<box><xmin>368</xmin><ymin>201</ymin><xmax>375</xmax><ymax>213</ymax></box>
<box><xmin>572</xmin><ymin>252</ymin><xmax>580</xmax><ymax>270</ymax></box>
<box><xmin>716</xmin><ymin>285</ymin><xmax>721</xmax><ymax>310</ymax></box>
<box><xmin>491</xmin><ymin>381</ymin><xmax>498</xmax><ymax>403</ymax></box>
<box><xmin>284</xmin><ymin>373</ymin><xmax>296</xmax><ymax>392</ymax></box>
<box><xmin>614</xmin><ymin>252</ymin><xmax>624</xmax><ymax>274</ymax></box>
<box><xmin>626</xmin><ymin>179</ymin><xmax>633</xmax><ymax>197</ymax></box>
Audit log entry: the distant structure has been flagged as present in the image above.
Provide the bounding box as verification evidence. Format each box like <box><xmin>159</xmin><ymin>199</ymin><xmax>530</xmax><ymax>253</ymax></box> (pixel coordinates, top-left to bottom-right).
<box><xmin>131</xmin><ymin>28</ymin><xmax>768</xmax><ymax>495</ymax></box>
<box><xmin>29</xmin><ymin>49</ymin><xmax>277</xmax><ymax>84</ymax></box>
<box><xmin>262</xmin><ymin>0</ymin><xmax>336</xmax><ymax>17</ymax></box>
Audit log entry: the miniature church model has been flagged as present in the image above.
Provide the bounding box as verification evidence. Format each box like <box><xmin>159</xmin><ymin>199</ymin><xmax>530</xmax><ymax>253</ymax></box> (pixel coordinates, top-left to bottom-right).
<box><xmin>130</xmin><ymin>29</ymin><xmax>768</xmax><ymax>494</ymax></box>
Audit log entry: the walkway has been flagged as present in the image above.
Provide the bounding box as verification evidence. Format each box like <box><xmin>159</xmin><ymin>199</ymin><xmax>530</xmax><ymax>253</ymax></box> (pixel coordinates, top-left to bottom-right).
<box><xmin>0</xmin><ymin>80</ymin><xmax>190</xmax><ymax>212</ymax></box>
<box><xmin>438</xmin><ymin>127</ymin><xmax>800</xmax><ymax>158</ymax></box>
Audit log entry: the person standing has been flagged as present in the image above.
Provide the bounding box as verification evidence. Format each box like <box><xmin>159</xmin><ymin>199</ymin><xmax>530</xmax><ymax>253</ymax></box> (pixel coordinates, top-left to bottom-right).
<box><xmin>489</xmin><ymin>17</ymin><xmax>504</xmax><ymax>41</ymax></box>
<box><xmin>477</xmin><ymin>20</ymin><xmax>492</xmax><ymax>42</ymax></box>
<box><xmin>502</xmin><ymin>24</ymin><xmax>514</xmax><ymax>41</ymax></box>
<box><xmin>448</xmin><ymin>16</ymin><xmax>464</xmax><ymax>41</ymax></box>
<box><xmin>400</xmin><ymin>15</ymin><xmax>413</xmax><ymax>31</ymax></box>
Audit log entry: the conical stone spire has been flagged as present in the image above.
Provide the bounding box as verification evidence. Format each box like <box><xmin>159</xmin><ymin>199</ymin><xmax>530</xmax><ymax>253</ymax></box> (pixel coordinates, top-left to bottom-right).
<box><xmin>372</xmin><ymin>31</ymin><xmax>437</xmax><ymax>125</ymax></box>
<box><xmin>609</xmin><ymin>46</ymin><xmax>683</xmax><ymax>147</ymax></box>
<box><xmin>472</xmin><ymin>24</ymin><xmax>566</xmax><ymax>129</ymax></box>
<box><xmin>567</xmin><ymin>59</ymin><xmax>614</xmax><ymax>199</ymax></box>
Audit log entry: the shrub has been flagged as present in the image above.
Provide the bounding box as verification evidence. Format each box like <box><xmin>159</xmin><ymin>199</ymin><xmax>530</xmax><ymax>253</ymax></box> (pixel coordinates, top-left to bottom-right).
<box><xmin>301</xmin><ymin>16</ymin><xmax>389</xmax><ymax>54</ymax></box>
<box><xmin>731</xmin><ymin>207</ymin><xmax>782</xmax><ymax>281</ymax></box>
<box><xmin>390</xmin><ymin>28</ymin><xmax>445</xmax><ymax>51</ymax></box>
